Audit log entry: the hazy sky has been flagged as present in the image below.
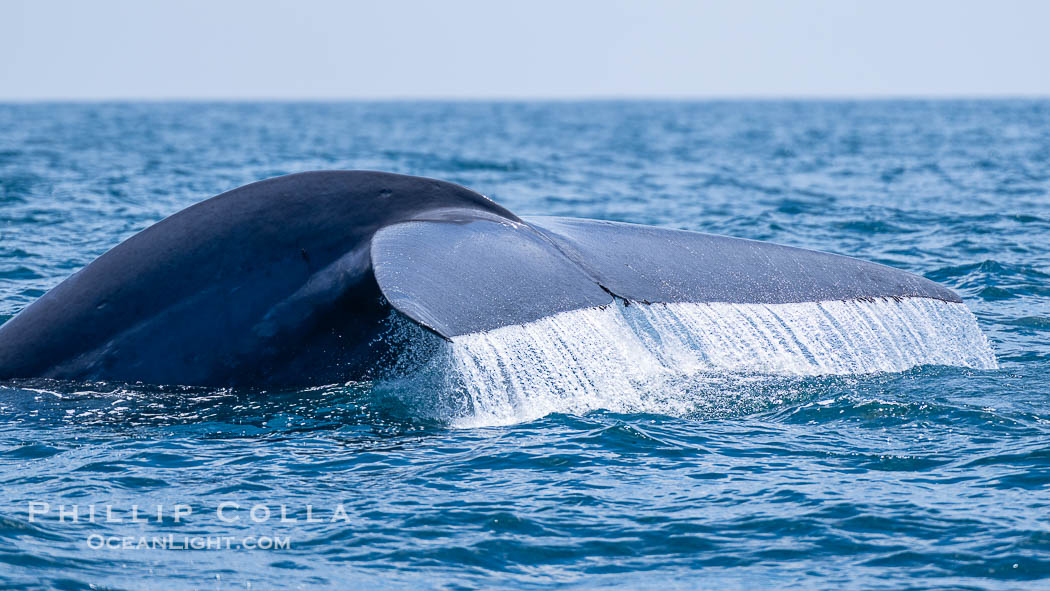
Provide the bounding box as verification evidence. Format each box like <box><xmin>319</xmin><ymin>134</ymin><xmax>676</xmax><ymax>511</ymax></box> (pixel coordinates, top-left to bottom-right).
<box><xmin>2</xmin><ymin>0</ymin><xmax>1049</xmax><ymax>100</ymax></box>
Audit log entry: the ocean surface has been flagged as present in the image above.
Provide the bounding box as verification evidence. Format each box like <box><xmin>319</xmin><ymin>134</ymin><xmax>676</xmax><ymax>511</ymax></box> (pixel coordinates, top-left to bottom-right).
<box><xmin>0</xmin><ymin>100</ymin><xmax>1048</xmax><ymax>590</ymax></box>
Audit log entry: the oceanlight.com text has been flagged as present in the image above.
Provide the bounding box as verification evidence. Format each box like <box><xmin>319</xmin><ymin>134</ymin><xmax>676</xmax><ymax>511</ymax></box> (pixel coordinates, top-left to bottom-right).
<box><xmin>86</xmin><ymin>534</ymin><xmax>291</xmax><ymax>551</ymax></box>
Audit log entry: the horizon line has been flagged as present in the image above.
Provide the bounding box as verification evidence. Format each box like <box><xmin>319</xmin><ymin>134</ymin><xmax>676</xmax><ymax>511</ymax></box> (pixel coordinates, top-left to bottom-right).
<box><xmin>2</xmin><ymin>93</ymin><xmax>1050</xmax><ymax>104</ymax></box>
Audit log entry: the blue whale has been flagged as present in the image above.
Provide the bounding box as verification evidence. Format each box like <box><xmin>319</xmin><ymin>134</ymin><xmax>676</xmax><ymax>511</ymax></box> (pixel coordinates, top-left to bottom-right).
<box><xmin>0</xmin><ymin>171</ymin><xmax>959</xmax><ymax>386</ymax></box>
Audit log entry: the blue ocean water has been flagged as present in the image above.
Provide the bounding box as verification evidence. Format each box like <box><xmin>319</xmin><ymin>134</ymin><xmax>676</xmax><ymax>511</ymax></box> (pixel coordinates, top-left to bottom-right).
<box><xmin>0</xmin><ymin>100</ymin><xmax>1048</xmax><ymax>589</ymax></box>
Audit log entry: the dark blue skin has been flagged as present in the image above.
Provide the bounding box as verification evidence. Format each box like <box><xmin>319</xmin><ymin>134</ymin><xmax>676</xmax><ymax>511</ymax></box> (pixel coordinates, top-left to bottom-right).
<box><xmin>0</xmin><ymin>171</ymin><xmax>959</xmax><ymax>387</ymax></box>
<box><xmin>0</xmin><ymin>171</ymin><xmax>516</xmax><ymax>386</ymax></box>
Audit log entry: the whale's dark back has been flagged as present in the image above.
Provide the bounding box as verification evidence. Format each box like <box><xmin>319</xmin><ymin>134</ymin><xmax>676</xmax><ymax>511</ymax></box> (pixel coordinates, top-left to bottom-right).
<box><xmin>0</xmin><ymin>171</ymin><xmax>516</xmax><ymax>385</ymax></box>
<box><xmin>0</xmin><ymin>171</ymin><xmax>960</xmax><ymax>387</ymax></box>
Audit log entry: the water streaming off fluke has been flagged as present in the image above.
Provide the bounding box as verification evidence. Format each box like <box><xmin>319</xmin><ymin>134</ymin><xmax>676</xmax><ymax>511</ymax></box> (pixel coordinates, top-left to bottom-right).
<box><xmin>443</xmin><ymin>297</ymin><xmax>996</xmax><ymax>426</ymax></box>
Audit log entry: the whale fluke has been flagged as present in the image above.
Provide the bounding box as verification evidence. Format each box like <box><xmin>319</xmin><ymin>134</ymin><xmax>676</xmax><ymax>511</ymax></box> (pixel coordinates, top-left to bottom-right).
<box><xmin>0</xmin><ymin>171</ymin><xmax>982</xmax><ymax>387</ymax></box>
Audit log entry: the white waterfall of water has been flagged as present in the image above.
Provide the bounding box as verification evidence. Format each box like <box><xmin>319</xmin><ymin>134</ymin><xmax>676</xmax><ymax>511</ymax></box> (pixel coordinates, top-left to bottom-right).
<box><xmin>443</xmin><ymin>298</ymin><xmax>996</xmax><ymax>427</ymax></box>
